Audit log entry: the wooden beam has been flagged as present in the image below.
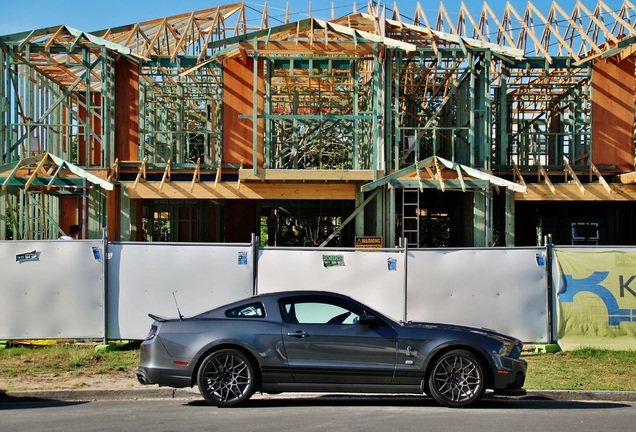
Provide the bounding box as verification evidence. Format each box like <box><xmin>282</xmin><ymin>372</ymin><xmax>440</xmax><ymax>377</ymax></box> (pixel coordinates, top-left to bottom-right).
<box><xmin>132</xmin><ymin>157</ymin><xmax>147</xmax><ymax>190</ymax></box>
<box><xmin>190</xmin><ymin>157</ymin><xmax>200</xmax><ymax>192</ymax></box>
<box><xmin>563</xmin><ymin>156</ymin><xmax>585</xmax><ymax>195</ymax></box>
<box><xmin>616</xmin><ymin>172</ymin><xmax>636</xmax><ymax>184</ymax></box>
<box><xmin>454</xmin><ymin>164</ymin><xmax>466</xmax><ymax>192</ymax></box>
<box><xmin>512</xmin><ymin>161</ymin><xmax>527</xmax><ymax>194</ymax></box>
<box><xmin>537</xmin><ymin>162</ymin><xmax>556</xmax><ymax>194</ymax></box>
<box><xmin>237</xmin><ymin>40</ymin><xmax>376</xmax><ymax>56</ymax></box>
<box><xmin>515</xmin><ymin>184</ymin><xmax>636</xmax><ymax>201</ymax></box>
<box><xmin>124</xmin><ymin>181</ymin><xmax>358</xmax><ymax>200</ymax></box>
<box><xmin>24</xmin><ymin>154</ymin><xmax>50</xmax><ymax>190</ymax></box>
<box><xmin>589</xmin><ymin>161</ymin><xmax>612</xmax><ymax>195</ymax></box>
<box><xmin>106</xmin><ymin>158</ymin><xmax>119</xmax><ymax>182</ymax></box>
<box><xmin>47</xmin><ymin>162</ymin><xmax>65</xmax><ymax>190</ymax></box>
<box><xmin>237</xmin><ymin>159</ymin><xmax>243</xmax><ymax>190</ymax></box>
<box><xmin>214</xmin><ymin>163</ymin><xmax>222</xmax><ymax>189</ymax></box>
<box><xmin>433</xmin><ymin>156</ymin><xmax>446</xmax><ymax>192</ymax></box>
<box><xmin>160</xmin><ymin>159</ymin><xmax>171</xmax><ymax>191</ymax></box>
<box><xmin>318</xmin><ymin>188</ymin><xmax>381</xmax><ymax>247</ymax></box>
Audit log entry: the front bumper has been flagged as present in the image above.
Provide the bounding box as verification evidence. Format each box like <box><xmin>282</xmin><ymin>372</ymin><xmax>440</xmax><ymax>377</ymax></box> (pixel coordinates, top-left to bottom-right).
<box><xmin>492</xmin><ymin>356</ymin><xmax>527</xmax><ymax>395</ymax></box>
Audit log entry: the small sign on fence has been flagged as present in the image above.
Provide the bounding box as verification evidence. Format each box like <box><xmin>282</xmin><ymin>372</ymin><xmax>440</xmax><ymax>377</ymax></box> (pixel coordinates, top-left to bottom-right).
<box><xmin>355</xmin><ymin>236</ymin><xmax>382</xmax><ymax>249</ymax></box>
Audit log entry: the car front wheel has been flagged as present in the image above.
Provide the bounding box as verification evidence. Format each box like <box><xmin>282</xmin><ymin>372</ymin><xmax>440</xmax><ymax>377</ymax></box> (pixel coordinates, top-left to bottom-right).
<box><xmin>427</xmin><ymin>349</ymin><xmax>486</xmax><ymax>408</ymax></box>
<box><xmin>197</xmin><ymin>349</ymin><xmax>256</xmax><ymax>407</ymax></box>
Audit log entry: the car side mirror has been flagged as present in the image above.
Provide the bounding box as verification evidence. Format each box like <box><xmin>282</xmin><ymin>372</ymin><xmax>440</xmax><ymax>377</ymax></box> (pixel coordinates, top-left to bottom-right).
<box><xmin>357</xmin><ymin>314</ymin><xmax>381</xmax><ymax>326</ymax></box>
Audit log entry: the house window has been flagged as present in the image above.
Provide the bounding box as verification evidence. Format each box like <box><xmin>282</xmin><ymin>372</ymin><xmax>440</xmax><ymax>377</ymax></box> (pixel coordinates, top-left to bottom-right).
<box><xmin>571</xmin><ymin>222</ymin><xmax>599</xmax><ymax>245</ymax></box>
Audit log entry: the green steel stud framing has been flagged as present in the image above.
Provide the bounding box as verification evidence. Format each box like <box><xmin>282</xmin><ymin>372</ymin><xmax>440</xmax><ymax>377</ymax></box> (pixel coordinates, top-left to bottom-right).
<box><xmin>1</xmin><ymin>2</ymin><xmax>636</xmax><ymax>245</ymax></box>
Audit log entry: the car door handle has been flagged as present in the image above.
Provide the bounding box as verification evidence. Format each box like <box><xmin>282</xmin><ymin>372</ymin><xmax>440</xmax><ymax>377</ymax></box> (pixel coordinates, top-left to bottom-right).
<box><xmin>287</xmin><ymin>331</ymin><xmax>309</xmax><ymax>338</ymax></box>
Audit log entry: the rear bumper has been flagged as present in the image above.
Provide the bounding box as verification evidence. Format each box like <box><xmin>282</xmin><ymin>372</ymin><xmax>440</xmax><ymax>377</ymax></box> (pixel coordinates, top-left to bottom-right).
<box><xmin>137</xmin><ymin>338</ymin><xmax>195</xmax><ymax>389</ymax></box>
<box><xmin>136</xmin><ymin>365</ymin><xmax>192</xmax><ymax>388</ymax></box>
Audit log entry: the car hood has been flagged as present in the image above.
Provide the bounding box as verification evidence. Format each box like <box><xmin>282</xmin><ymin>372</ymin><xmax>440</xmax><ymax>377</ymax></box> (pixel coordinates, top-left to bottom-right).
<box><xmin>403</xmin><ymin>321</ymin><xmax>521</xmax><ymax>342</ymax></box>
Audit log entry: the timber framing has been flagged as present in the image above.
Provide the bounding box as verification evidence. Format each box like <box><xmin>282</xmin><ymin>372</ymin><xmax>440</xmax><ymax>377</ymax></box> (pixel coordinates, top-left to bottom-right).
<box><xmin>125</xmin><ymin>181</ymin><xmax>357</xmax><ymax>200</ymax></box>
<box><xmin>2</xmin><ymin>1</ymin><xmax>636</xmax><ymax>244</ymax></box>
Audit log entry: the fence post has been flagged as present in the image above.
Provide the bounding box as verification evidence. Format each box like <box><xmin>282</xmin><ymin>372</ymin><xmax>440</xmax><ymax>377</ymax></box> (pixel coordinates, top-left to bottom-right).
<box><xmin>102</xmin><ymin>229</ymin><xmax>109</xmax><ymax>344</ymax></box>
<box><xmin>402</xmin><ymin>237</ymin><xmax>408</xmax><ymax>322</ymax></box>
<box><xmin>252</xmin><ymin>233</ymin><xmax>259</xmax><ymax>296</ymax></box>
<box><xmin>545</xmin><ymin>234</ymin><xmax>554</xmax><ymax>344</ymax></box>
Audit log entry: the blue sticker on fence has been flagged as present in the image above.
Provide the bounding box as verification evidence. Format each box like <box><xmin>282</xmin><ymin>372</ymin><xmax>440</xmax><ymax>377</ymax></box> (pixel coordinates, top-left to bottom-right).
<box><xmin>238</xmin><ymin>252</ymin><xmax>248</xmax><ymax>265</ymax></box>
<box><xmin>387</xmin><ymin>258</ymin><xmax>397</xmax><ymax>271</ymax></box>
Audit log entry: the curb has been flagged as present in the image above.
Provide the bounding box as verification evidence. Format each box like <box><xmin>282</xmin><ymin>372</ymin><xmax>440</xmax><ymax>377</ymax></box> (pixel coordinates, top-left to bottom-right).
<box><xmin>1</xmin><ymin>388</ymin><xmax>635</xmax><ymax>403</ymax></box>
<box><xmin>0</xmin><ymin>388</ymin><xmax>201</xmax><ymax>402</ymax></box>
<box><xmin>522</xmin><ymin>390</ymin><xmax>636</xmax><ymax>402</ymax></box>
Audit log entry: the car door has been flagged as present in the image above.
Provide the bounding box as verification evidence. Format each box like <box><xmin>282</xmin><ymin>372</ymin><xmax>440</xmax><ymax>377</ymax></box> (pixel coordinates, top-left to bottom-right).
<box><xmin>280</xmin><ymin>295</ymin><xmax>398</xmax><ymax>384</ymax></box>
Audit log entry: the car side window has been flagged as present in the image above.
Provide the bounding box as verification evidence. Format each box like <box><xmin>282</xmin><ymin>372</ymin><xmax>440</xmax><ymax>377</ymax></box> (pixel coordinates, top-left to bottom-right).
<box><xmin>281</xmin><ymin>298</ymin><xmax>362</xmax><ymax>325</ymax></box>
<box><xmin>225</xmin><ymin>302</ymin><xmax>265</xmax><ymax>318</ymax></box>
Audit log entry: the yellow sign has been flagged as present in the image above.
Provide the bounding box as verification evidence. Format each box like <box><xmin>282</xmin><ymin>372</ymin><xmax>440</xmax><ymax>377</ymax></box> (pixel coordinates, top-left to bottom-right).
<box><xmin>556</xmin><ymin>250</ymin><xmax>636</xmax><ymax>350</ymax></box>
<box><xmin>355</xmin><ymin>236</ymin><xmax>383</xmax><ymax>248</ymax></box>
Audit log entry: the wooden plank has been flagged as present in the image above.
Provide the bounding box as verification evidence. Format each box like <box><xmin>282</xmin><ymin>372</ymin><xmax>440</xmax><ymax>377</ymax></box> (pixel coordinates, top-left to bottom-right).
<box><xmin>515</xmin><ymin>184</ymin><xmax>636</xmax><ymax>201</ymax></box>
<box><xmin>616</xmin><ymin>172</ymin><xmax>636</xmax><ymax>184</ymax></box>
<box><xmin>239</xmin><ymin>40</ymin><xmax>376</xmax><ymax>55</ymax></box>
<box><xmin>124</xmin><ymin>181</ymin><xmax>357</xmax><ymax>200</ymax></box>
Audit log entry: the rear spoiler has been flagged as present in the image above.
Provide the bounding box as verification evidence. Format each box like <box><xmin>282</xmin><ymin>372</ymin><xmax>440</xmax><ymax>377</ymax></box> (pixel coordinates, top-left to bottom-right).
<box><xmin>148</xmin><ymin>313</ymin><xmax>168</xmax><ymax>322</ymax></box>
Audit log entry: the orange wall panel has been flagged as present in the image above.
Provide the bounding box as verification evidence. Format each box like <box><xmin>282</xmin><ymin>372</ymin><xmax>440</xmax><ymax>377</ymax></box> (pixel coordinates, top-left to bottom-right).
<box><xmin>223</xmin><ymin>57</ymin><xmax>264</xmax><ymax>167</ymax></box>
<box><xmin>107</xmin><ymin>186</ymin><xmax>121</xmax><ymax>241</ymax></box>
<box><xmin>59</xmin><ymin>196</ymin><xmax>81</xmax><ymax>238</ymax></box>
<box><xmin>592</xmin><ymin>58</ymin><xmax>635</xmax><ymax>172</ymax></box>
<box><xmin>115</xmin><ymin>57</ymin><xmax>140</xmax><ymax>161</ymax></box>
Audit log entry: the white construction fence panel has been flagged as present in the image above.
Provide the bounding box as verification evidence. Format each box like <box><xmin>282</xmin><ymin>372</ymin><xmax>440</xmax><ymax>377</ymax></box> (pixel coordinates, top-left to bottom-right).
<box><xmin>406</xmin><ymin>248</ymin><xmax>549</xmax><ymax>343</ymax></box>
<box><xmin>0</xmin><ymin>240</ymin><xmax>105</xmax><ymax>339</ymax></box>
<box><xmin>107</xmin><ymin>242</ymin><xmax>254</xmax><ymax>340</ymax></box>
<box><xmin>257</xmin><ymin>248</ymin><xmax>406</xmax><ymax>321</ymax></box>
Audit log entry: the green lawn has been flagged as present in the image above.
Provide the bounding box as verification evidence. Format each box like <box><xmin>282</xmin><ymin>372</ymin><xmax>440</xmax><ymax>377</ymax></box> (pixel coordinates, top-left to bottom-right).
<box><xmin>1</xmin><ymin>343</ymin><xmax>635</xmax><ymax>391</ymax></box>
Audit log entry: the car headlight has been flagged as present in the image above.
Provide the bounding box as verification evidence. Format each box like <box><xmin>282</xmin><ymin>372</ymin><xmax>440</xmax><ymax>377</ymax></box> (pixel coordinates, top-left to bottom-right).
<box><xmin>499</xmin><ymin>341</ymin><xmax>515</xmax><ymax>357</ymax></box>
<box><xmin>493</xmin><ymin>336</ymin><xmax>517</xmax><ymax>357</ymax></box>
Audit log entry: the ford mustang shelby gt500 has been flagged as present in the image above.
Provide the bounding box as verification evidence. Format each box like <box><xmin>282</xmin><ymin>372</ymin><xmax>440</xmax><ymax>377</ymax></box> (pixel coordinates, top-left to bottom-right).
<box><xmin>137</xmin><ymin>291</ymin><xmax>526</xmax><ymax>408</ymax></box>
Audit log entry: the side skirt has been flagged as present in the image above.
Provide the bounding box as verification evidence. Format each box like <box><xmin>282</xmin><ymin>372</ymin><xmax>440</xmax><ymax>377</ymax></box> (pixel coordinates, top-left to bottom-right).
<box><xmin>260</xmin><ymin>382</ymin><xmax>424</xmax><ymax>394</ymax></box>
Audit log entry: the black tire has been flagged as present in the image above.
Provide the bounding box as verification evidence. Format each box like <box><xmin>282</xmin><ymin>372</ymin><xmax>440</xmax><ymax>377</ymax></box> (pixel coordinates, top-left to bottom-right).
<box><xmin>427</xmin><ymin>349</ymin><xmax>486</xmax><ymax>408</ymax></box>
<box><xmin>197</xmin><ymin>349</ymin><xmax>256</xmax><ymax>407</ymax></box>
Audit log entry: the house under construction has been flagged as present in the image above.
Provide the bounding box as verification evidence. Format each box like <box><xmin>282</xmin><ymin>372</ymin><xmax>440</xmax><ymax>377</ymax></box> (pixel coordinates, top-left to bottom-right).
<box><xmin>1</xmin><ymin>1</ymin><xmax>636</xmax><ymax>247</ymax></box>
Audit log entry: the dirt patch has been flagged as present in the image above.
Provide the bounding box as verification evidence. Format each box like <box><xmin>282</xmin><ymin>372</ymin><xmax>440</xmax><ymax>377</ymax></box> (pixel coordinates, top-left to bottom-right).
<box><xmin>1</xmin><ymin>370</ymin><xmax>142</xmax><ymax>391</ymax></box>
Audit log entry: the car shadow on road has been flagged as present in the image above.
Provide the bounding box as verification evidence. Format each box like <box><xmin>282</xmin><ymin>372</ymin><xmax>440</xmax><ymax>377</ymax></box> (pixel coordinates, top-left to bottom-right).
<box><xmin>185</xmin><ymin>393</ymin><xmax>631</xmax><ymax>410</ymax></box>
<box><xmin>0</xmin><ymin>392</ymin><xmax>89</xmax><ymax>410</ymax></box>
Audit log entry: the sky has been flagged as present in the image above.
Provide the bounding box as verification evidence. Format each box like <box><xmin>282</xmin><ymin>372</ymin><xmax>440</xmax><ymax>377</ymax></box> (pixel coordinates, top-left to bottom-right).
<box><xmin>0</xmin><ymin>0</ymin><xmax>588</xmax><ymax>36</ymax></box>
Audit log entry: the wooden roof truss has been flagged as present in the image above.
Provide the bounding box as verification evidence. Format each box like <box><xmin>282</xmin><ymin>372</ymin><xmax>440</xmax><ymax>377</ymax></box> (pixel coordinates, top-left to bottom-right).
<box><xmin>2</xmin><ymin>1</ymin><xmax>636</xmax><ymax>173</ymax></box>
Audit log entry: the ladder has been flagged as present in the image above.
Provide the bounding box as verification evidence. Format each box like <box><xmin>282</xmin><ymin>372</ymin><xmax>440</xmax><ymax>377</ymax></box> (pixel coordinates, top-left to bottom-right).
<box><xmin>401</xmin><ymin>188</ymin><xmax>420</xmax><ymax>248</ymax></box>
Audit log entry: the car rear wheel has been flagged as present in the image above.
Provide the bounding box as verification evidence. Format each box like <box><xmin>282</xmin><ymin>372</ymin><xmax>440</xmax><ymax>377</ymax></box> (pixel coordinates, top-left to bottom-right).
<box><xmin>197</xmin><ymin>349</ymin><xmax>256</xmax><ymax>407</ymax></box>
<box><xmin>427</xmin><ymin>349</ymin><xmax>486</xmax><ymax>408</ymax></box>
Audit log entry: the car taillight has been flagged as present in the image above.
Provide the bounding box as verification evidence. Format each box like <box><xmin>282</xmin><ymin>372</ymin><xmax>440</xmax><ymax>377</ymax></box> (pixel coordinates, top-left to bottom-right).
<box><xmin>145</xmin><ymin>324</ymin><xmax>158</xmax><ymax>341</ymax></box>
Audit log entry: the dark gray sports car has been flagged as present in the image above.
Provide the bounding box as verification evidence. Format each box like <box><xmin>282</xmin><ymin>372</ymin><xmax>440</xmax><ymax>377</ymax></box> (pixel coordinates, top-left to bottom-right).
<box><xmin>137</xmin><ymin>291</ymin><xmax>526</xmax><ymax>408</ymax></box>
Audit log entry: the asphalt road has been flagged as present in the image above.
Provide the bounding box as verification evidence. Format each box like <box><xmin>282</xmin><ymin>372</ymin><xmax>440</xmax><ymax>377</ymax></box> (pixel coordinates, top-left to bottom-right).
<box><xmin>1</xmin><ymin>394</ymin><xmax>635</xmax><ymax>432</ymax></box>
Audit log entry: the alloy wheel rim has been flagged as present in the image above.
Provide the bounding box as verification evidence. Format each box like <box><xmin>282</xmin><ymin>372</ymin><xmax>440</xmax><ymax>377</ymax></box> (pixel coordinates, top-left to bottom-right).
<box><xmin>433</xmin><ymin>355</ymin><xmax>481</xmax><ymax>402</ymax></box>
<box><xmin>203</xmin><ymin>354</ymin><xmax>252</xmax><ymax>402</ymax></box>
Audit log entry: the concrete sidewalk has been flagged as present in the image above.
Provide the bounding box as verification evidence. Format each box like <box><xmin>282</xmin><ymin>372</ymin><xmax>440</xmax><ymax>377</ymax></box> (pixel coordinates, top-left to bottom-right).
<box><xmin>1</xmin><ymin>388</ymin><xmax>635</xmax><ymax>403</ymax></box>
